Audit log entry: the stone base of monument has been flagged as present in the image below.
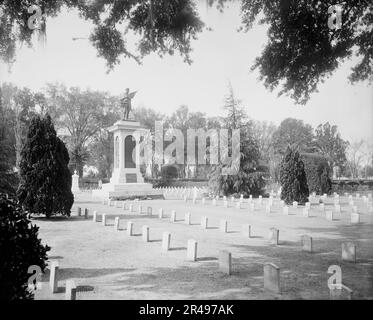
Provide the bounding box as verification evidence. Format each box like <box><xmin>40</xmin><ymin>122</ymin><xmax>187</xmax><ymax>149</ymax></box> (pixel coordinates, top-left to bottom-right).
<box><xmin>92</xmin><ymin>182</ymin><xmax>163</xmax><ymax>200</ymax></box>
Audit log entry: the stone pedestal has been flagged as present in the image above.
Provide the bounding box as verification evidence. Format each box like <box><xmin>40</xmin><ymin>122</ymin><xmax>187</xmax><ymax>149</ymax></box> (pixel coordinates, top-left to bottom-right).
<box><xmin>92</xmin><ymin>120</ymin><xmax>162</xmax><ymax>200</ymax></box>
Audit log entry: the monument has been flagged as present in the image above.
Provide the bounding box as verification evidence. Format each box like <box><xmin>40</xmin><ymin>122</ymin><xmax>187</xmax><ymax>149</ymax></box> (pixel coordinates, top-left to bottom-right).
<box><xmin>92</xmin><ymin>89</ymin><xmax>162</xmax><ymax>200</ymax></box>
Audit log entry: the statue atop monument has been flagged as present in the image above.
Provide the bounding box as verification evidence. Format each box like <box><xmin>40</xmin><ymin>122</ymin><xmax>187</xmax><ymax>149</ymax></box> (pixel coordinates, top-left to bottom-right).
<box><xmin>120</xmin><ymin>88</ymin><xmax>137</xmax><ymax>120</ymax></box>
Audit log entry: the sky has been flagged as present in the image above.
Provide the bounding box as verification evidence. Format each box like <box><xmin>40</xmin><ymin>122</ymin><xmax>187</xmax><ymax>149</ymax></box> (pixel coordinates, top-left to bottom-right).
<box><xmin>0</xmin><ymin>1</ymin><xmax>372</xmax><ymax>144</ymax></box>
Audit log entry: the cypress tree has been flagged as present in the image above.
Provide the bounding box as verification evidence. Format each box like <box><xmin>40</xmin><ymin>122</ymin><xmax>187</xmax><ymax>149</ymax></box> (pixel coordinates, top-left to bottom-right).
<box><xmin>280</xmin><ymin>146</ymin><xmax>309</xmax><ymax>205</ymax></box>
<box><xmin>17</xmin><ymin>114</ymin><xmax>74</xmax><ymax>217</ymax></box>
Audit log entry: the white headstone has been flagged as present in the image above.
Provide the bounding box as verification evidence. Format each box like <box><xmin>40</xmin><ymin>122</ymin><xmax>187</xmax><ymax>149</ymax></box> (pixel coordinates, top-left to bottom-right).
<box><xmin>187</xmin><ymin>239</ymin><xmax>198</xmax><ymax>262</ymax></box>
<box><xmin>220</xmin><ymin>220</ymin><xmax>228</xmax><ymax>233</ymax></box>
<box><xmin>162</xmin><ymin>232</ymin><xmax>171</xmax><ymax>252</ymax></box>
<box><xmin>142</xmin><ymin>225</ymin><xmax>149</xmax><ymax>242</ymax></box>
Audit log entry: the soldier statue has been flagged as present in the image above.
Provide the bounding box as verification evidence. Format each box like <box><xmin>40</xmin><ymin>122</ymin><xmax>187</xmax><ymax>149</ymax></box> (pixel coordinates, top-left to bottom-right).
<box><xmin>120</xmin><ymin>88</ymin><xmax>137</xmax><ymax>120</ymax></box>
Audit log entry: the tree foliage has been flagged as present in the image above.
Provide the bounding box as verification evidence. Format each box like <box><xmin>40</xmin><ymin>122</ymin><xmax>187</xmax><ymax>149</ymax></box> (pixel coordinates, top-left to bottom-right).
<box><xmin>241</xmin><ymin>0</ymin><xmax>373</xmax><ymax>104</ymax></box>
<box><xmin>209</xmin><ymin>87</ymin><xmax>267</xmax><ymax>197</ymax></box>
<box><xmin>302</xmin><ymin>153</ymin><xmax>332</xmax><ymax>195</ymax></box>
<box><xmin>0</xmin><ymin>193</ymin><xmax>50</xmax><ymax>300</ymax></box>
<box><xmin>272</xmin><ymin>118</ymin><xmax>315</xmax><ymax>155</ymax></box>
<box><xmin>17</xmin><ymin>114</ymin><xmax>73</xmax><ymax>217</ymax></box>
<box><xmin>0</xmin><ymin>0</ymin><xmax>204</xmax><ymax>70</ymax></box>
<box><xmin>280</xmin><ymin>146</ymin><xmax>309</xmax><ymax>204</ymax></box>
<box><xmin>314</xmin><ymin>122</ymin><xmax>349</xmax><ymax>168</ymax></box>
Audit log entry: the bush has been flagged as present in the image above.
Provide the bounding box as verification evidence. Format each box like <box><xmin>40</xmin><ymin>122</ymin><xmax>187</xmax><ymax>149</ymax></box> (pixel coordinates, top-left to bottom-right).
<box><xmin>17</xmin><ymin>115</ymin><xmax>74</xmax><ymax>217</ymax></box>
<box><xmin>280</xmin><ymin>147</ymin><xmax>309</xmax><ymax>205</ymax></box>
<box><xmin>209</xmin><ymin>167</ymin><xmax>267</xmax><ymax>197</ymax></box>
<box><xmin>161</xmin><ymin>165</ymin><xmax>179</xmax><ymax>179</ymax></box>
<box><xmin>302</xmin><ymin>153</ymin><xmax>332</xmax><ymax>195</ymax></box>
<box><xmin>0</xmin><ymin>194</ymin><xmax>50</xmax><ymax>300</ymax></box>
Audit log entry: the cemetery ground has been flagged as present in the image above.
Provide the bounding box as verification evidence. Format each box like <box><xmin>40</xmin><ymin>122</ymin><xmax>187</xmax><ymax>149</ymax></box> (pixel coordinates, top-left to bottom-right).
<box><xmin>33</xmin><ymin>193</ymin><xmax>373</xmax><ymax>300</ymax></box>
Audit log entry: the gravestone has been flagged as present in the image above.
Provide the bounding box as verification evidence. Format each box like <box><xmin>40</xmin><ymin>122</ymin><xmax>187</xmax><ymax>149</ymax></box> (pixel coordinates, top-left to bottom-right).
<box><xmin>302</xmin><ymin>208</ymin><xmax>310</xmax><ymax>217</ymax></box>
<box><xmin>201</xmin><ymin>216</ymin><xmax>208</xmax><ymax>229</ymax></box>
<box><xmin>127</xmin><ymin>221</ymin><xmax>133</xmax><ymax>236</ymax></box>
<box><xmin>305</xmin><ymin>202</ymin><xmax>311</xmax><ymax>209</ymax></box>
<box><xmin>268</xmin><ymin>228</ymin><xmax>279</xmax><ymax>245</ymax></box>
<box><xmin>292</xmin><ymin>201</ymin><xmax>298</xmax><ymax>209</ymax></box>
<box><xmin>170</xmin><ymin>210</ymin><xmax>176</xmax><ymax>222</ymax></box>
<box><xmin>185</xmin><ymin>212</ymin><xmax>191</xmax><ymax>225</ymax></box>
<box><xmin>114</xmin><ymin>217</ymin><xmax>120</xmax><ymax>230</ymax></box>
<box><xmin>326</xmin><ymin>210</ymin><xmax>334</xmax><ymax>221</ymax></box>
<box><xmin>102</xmin><ymin>214</ymin><xmax>107</xmax><ymax>226</ymax></box>
<box><xmin>158</xmin><ymin>208</ymin><xmax>164</xmax><ymax>219</ymax></box>
<box><xmin>65</xmin><ymin>280</ymin><xmax>77</xmax><ymax>300</ymax></box>
<box><xmin>342</xmin><ymin>242</ymin><xmax>356</xmax><ymax>262</ymax></box>
<box><xmin>187</xmin><ymin>239</ymin><xmax>198</xmax><ymax>262</ymax></box>
<box><xmin>162</xmin><ymin>232</ymin><xmax>171</xmax><ymax>252</ymax></box>
<box><xmin>84</xmin><ymin>208</ymin><xmax>88</xmax><ymax>219</ymax></box>
<box><xmin>330</xmin><ymin>284</ymin><xmax>353</xmax><ymax>300</ymax></box>
<box><xmin>77</xmin><ymin>207</ymin><xmax>82</xmax><ymax>217</ymax></box>
<box><xmin>264</xmin><ymin>263</ymin><xmax>280</xmax><ymax>293</ymax></box>
<box><xmin>351</xmin><ymin>213</ymin><xmax>360</xmax><ymax>224</ymax></box>
<box><xmin>258</xmin><ymin>196</ymin><xmax>263</xmax><ymax>205</ymax></box>
<box><xmin>301</xmin><ymin>235</ymin><xmax>313</xmax><ymax>252</ymax></box>
<box><xmin>93</xmin><ymin>211</ymin><xmax>98</xmax><ymax>222</ymax></box>
<box><xmin>236</xmin><ymin>202</ymin><xmax>242</xmax><ymax>209</ymax></box>
<box><xmin>129</xmin><ymin>204</ymin><xmax>133</xmax><ymax>212</ymax></box>
<box><xmin>283</xmin><ymin>206</ymin><xmax>289</xmax><ymax>215</ymax></box>
<box><xmin>142</xmin><ymin>225</ymin><xmax>149</xmax><ymax>242</ymax></box>
<box><xmin>219</xmin><ymin>250</ymin><xmax>232</xmax><ymax>275</ymax></box>
<box><xmin>242</xmin><ymin>224</ymin><xmax>251</xmax><ymax>238</ymax></box>
<box><xmin>147</xmin><ymin>207</ymin><xmax>152</xmax><ymax>216</ymax></box>
<box><xmin>49</xmin><ymin>261</ymin><xmax>59</xmax><ymax>293</ymax></box>
<box><xmin>220</xmin><ymin>220</ymin><xmax>228</xmax><ymax>233</ymax></box>
<box><xmin>212</xmin><ymin>199</ymin><xmax>217</xmax><ymax>206</ymax></box>
<box><xmin>334</xmin><ymin>204</ymin><xmax>341</xmax><ymax>213</ymax></box>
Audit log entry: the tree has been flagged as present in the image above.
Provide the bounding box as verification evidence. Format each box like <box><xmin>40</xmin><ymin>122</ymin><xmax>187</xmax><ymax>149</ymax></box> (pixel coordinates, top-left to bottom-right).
<box><xmin>222</xmin><ymin>84</ymin><xmax>247</xmax><ymax>130</ymax></box>
<box><xmin>240</xmin><ymin>1</ymin><xmax>373</xmax><ymax>104</ymax></box>
<box><xmin>314</xmin><ymin>122</ymin><xmax>349</xmax><ymax>169</ymax></box>
<box><xmin>302</xmin><ymin>153</ymin><xmax>332</xmax><ymax>195</ymax></box>
<box><xmin>17</xmin><ymin>114</ymin><xmax>73</xmax><ymax>217</ymax></box>
<box><xmin>47</xmin><ymin>84</ymin><xmax>118</xmax><ymax>177</ymax></box>
<box><xmin>0</xmin><ymin>86</ymin><xmax>17</xmax><ymax>194</ymax></box>
<box><xmin>209</xmin><ymin>88</ymin><xmax>267</xmax><ymax>197</ymax></box>
<box><xmin>2</xmin><ymin>1</ymin><xmax>371</xmax><ymax>103</ymax></box>
<box><xmin>345</xmin><ymin>140</ymin><xmax>367</xmax><ymax>179</ymax></box>
<box><xmin>0</xmin><ymin>194</ymin><xmax>50</xmax><ymax>300</ymax></box>
<box><xmin>280</xmin><ymin>146</ymin><xmax>309</xmax><ymax>205</ymax></box>
<box><xmin>0</xmin><ymin>83</ymin><xmax>37</xmax><ymax>170</ymax></box>
<box><xmin>272</xmin><ymin>118</ymin><xmax>315</xmax><ymax>155</ymax></box>
<box><xmin>0</xmin><ymin>0</ymin><xmax>204</xmax><ymax>70</ymax></box>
